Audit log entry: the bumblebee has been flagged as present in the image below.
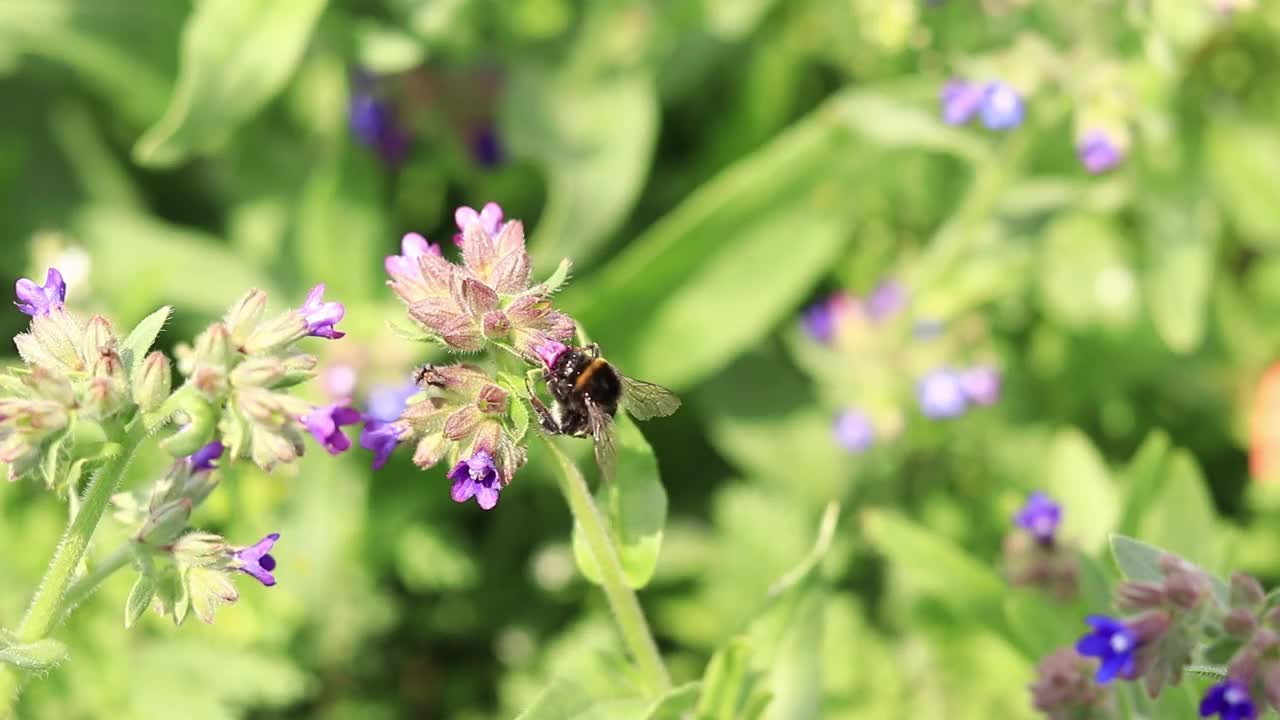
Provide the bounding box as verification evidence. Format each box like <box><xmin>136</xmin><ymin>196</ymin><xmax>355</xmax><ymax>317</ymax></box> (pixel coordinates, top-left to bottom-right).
<box><xmin>527</xmin><ymin>343</ymin><xmax>680</xmax><ymax>476</ymax></box>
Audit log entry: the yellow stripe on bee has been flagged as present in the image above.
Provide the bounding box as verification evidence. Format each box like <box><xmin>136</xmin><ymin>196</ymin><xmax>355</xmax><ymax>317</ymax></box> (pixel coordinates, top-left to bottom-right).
<box><xmin>574</xmin><ymin>358</ymin><xmax>608</xmax><ymax>391</ymax></box>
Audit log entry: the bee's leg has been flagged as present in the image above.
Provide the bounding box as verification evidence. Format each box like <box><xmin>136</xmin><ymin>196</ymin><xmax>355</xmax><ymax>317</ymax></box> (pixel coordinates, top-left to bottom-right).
<box><xmin>525</xmin><ymin>375</ymin><xmax>561</xmax><ymax>434</ymax></box>
<box><xmin>585</xmin><ymin>342</ymin><xmax>601</xmax><ymax>360</ymax></box>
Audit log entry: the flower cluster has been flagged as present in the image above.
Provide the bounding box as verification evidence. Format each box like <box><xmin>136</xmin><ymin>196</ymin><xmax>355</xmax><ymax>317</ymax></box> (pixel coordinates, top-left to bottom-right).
<box><xmin>1004</xmin><ymin>492</ymin><xmax>1078</xmax><ymax>601</ymax></box>
<box><xmin>798</xmin><ymin>279</ymin><xmax>1002</xmax><ymax>453</ymax></box>
<box><xmin>376</xmin><ymin>201</ymin><xmax>579</xmax><ymax>509</ymax></box>
<box><xmin>169</xmin><ymin>284</ymin><xmax>348</xmax><ymax>471</ymax></box>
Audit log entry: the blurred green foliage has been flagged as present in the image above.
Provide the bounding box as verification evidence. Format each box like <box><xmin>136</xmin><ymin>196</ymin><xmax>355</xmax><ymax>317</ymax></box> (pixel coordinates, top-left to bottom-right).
<box><xmin>4</xmin><ymin>0</ymin><xmax>1280</xmax><ymax>717</ymax></box>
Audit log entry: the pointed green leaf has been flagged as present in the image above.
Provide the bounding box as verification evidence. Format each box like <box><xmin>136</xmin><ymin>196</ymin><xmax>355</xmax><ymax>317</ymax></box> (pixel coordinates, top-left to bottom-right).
<box><xmin>513</xmin><ymin>678</ymin><xmax>646</xmax><ymax>720</ymax></box>
<box><xmin>1110</xmin><ymin>534</ymin><xmax>1228</xmax><ymax>606</ymax></box>
<box><xmin>697</xmin><ymin>638</ymin><xmax>754</xmax><ymax>720</ymax></box>
<box><xmin>1142</xmin><ymin>196</ymin><xmax>1217</xmax><ymax>354</ymax></box>
<box><xmin>1207</xmin><ymin>121</ymin><xmax>1280</xmax><ymax>249</ymax></box>
<box><xmin>1045</xmin><ymin>428</ymin><xmax>1118</xmax><ymax>554</ymax></box>
<box><xmin>0</xmin><ymin>637</ymin><xmax>67</xmax><ymax>671</ymax></box>
<box><xmin>572</xmin><ymin>415</ymin><xmax>667</xmax><ymax>588</ymax></box>
<box><xmin>125</xmin><ymin>573</ymin><xmax>156</xmax><ymax>629</ymax></box>
<box><xmin>134</xmin><ymin>0</ymin><xmax>328</xmax><ymax>166</ymax></box>
<box><xmin>120</xmin><ymin>305</ymin><xmax>172</xmax><ymax>376</ymax></box>
<box><xmin>1137</xmin><ymin>450</ymin><xmax>1218</xmax><ymax>569</ymax></box>
<box><xmin>1117</xmin><ymin>430</ymin><xmax>1171</xmax><ymax>537</ymax></box>
<box><xmin>643</xmin><ymin>682</ymin><xmax>701</xmax><ymax>720</ymax></box>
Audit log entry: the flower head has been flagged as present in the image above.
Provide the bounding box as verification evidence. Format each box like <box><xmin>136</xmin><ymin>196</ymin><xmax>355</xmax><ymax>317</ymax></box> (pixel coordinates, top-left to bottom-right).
<box><xmin>1076</xmin><ymin>615</ymin><xmax>1138</xmax><ymax>683</ymax></box>
<box><xmin>385</xmin><ymin>233</ymin><xmax>443</xmax><ymax>286</ymax></box>
<box><xmin>188</xmin><ymin>441</ymin><xmax>225</xmax><ymax>473</ymax></box>
<box><xmin>1014</xmin><ymin>491</ymin><xmax>1061</xmax><ymax>545</ymax></box>
<box><xmin>299</xmin><ymin>284</ymin><xmax>345</xmax><ymax>340</ymax></box>
<box><xmin>233</xmin><ymin>533</ymin><xmax>280</xmax><ymax>587</ymax></box>
<box><xmin>833</xmin><ymin>408</ymin><xmax>875</xmax><ymax>452</ymax></box>
<box><xmin>349</xmin><ymin>77</ymin><xmax>411</xmax><ymax>166</ymax></box>
<box><xmin>1200</xmin><ymin>680</ymin><xmax>1258</xmax><ymax>720</ymax></box>
<box><xmin>448</xmin><ymin>450</ymin><xmax>502</xmax><ymax>510</ymax></box>
<box><xmin>940</xmin><ymin>79</ymin><xmax>985</xmax><ymax>125</ymax></box>
<box><xmin>533</xmin><ymin>338</ymin><xmax>569</xmax><ymax>371</ymax></box>
<box><xmin>358</xmin><ymin>380</ymin><xmax>418</xmax><ymax>470</ymax></box>
<box><xmin>918</xmin><ymin>368</ymin><xmax>968</xmax><ymax>419</ymax></box>
<box><xmin>1030</xmin><ymin>647</ymin><xmax>1112</xmax><ymax>717</ymax></box>
<box><xmin>302</xmin><ymin>404</ymin><xmax>362</xmax><ymax>454</ymax></box>
<box><xmin>15</xmin><ymin>268</ymin><xmax>67</xmax><ymax>317</ymax></box>
<box><xmin>453</xmin><ymin>202</ymin><xmax>506</xmax><ymax>247</ymax></box>
<box><xmin>1078</xmin><ymin>129</ymin><xmax>1124</xmax><ymax>174</ymax></box>
<box><xmin>361</xmin><ymin>421</ymin><xmax>407</xmax><ymax>470</ymax></box>
<box><xmin>960</xmin><ymin>365</ymin><xmax>1001</xmax><ymax>406</ymax></box>
<box><xmin>980</xmin><ymin>82</ymin><xmax>1025</xmax><ymax>130</ymax></box>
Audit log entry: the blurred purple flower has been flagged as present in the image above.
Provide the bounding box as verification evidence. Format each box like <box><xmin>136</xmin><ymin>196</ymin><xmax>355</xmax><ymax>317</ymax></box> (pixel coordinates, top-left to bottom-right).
<box><xmin>801</xmin><ymin>292</ymin><xmax>852</xmax><ymax>344</ymax></box>
<box><xmin>300</xmin><ymin>284</ymin><xmax>346</xmax><ymax>340</ymax></box>
<box><xmin>833</xmin><ymin>409</ymin><xmax>875</xmax><ymax>452</ymax></box>
<box><xmin>1013</xmin><ymin>491</ymin><xmax>1061</xmax><ymax>545</ymax></box>
<box><xmin>188</xmin><ymin>441</ymin><xmax>225</xmax><ymax>473</ymax></box>
<box><xmin>358</xmin><ymin>379</ymin><xmax>418</xmax><ymax>470</ymax></box>
<box><xmin>303</xmin><ymin>404</ymin><xmax>362</xmax><ymax>455</ymax></box>
<box><xmin>449</xmin><ymin>450</ymin><xmax>502</xmax><ymax>510</ymax></box>
<box><xmin>941</xmin><ymin>79</ymin><xmax>985</xmax><ymax>125</ymax></box>
<box><xmin>980</xmin><ymin>82</ymin><xmax>1025</xmax><ymax>130</ymax></box>
<box><xmin>453</xmin><ymin>202</ymin><xmax>506</xmax><ymax>247</ymax></box>
<box><xmin>470</xmin><ymin>125</ymin><xmax>505</xmax><ymax>169</ymax></box>
<box><xmin>361</xmin><ymin>422</ymin><xmax>407</xmax><ymax>471</ymax></box>
<box><xmin>1077</xmin><ymin>129</ymin><xmax>1124</xmax><ymax>174</ymax></box>
<box><xmin>1075</xmin><ymin>615</ymin><xmax>1138</xmax><ymax>683</ymax></box>
<box><xmin>960</xmin><ymin>365</ymin><xmax>1001</xmax><ymax>406</ymax></box>
<box><xmin>233</xmin><ymin>533</ymin><xmax>280</xmax><ymax>587</ymax></box>
<box><xmin>15</xmin><ymin>268</ymin><xmax>66</xmax><ymax>317</ymax></box>
<box><xmin>323</xmin><ymin>363</ymin><xmax>359</xmax><ymax>403</ymax></box>
<box><xmin>349</xmin><ymin>77</ymin><xmax>411</xmax><ymax>166</ymax></box>
<box><xmin>918</xmin><ymin>368</ymin><xmax>968</xmax><ymax>418</ymax></box>
<box><xmin>1200</xmin><ymin>679</ymin><xmax>1258</xmax><ymax>720</ymax></box>
<box><xmin>866</xmin><ymin>279</ymin><xmax>907</xmax><ymax>322</ymax></box>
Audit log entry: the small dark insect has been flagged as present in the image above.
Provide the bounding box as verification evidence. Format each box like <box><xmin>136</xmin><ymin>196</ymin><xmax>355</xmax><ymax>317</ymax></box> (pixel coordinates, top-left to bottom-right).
<box><xmin>413</xmin><ymin>363</ymin><xmax>446</xmax><ymax>388</ymax></box>
<box><xmin>527</xmin><ymin>343</ymin><xmax>680</xmax><ymax>477</ymax></box>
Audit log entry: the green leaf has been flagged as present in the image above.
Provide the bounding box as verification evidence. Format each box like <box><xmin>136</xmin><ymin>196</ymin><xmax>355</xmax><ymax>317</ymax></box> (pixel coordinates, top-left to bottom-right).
<box><xmin>1207</xmin><ymin>121</ymin><xmax>1280</xmax><ymax>249</ymax></box>
<box><xmin>124</xmin><ymin>573</ymin><xmax>156</xmax><ymax>629</ymax></box>
<box><xmin>1137</xmin><ymin>450</ymin><xmax>1218</xmax><ymax>569</ymax></box>
<box><xmin>1044</xmin><ymin>428</ymin><xmax>1118</xmax><ymax>554</ymax></box>
<box><xmin>1037</xmin><ymin>213</ymin><xmax>1138</xmax><ymax>331</ymax></box>
<box><xmin>1142</xmin><ymin>196</ymin><xmax>1217</xmax><ymax>354</ymax></box>
<box><xmin>572</xmin><ymin>415</ymin><xmax>667</xmax><ymax>588</ymax></box>
<box><xmin>831</xmin><ymin>90</ymin><xmax>987</xmax><ymax>162</ymax></box>
<box><xmin>696</xmin><ymin>638</ymin><xmax>756</xmax><ymax>720</ymax></box>
<box><xmin>295</xmin><ymin>143</ymin><xmax>385</xmax><ymax>302</ymax></box>
<box><xmin>1110</xmin><ymin>534</ymin><xmax>1228</xmax><ymax>606</ymax></box>
<box><xmin>120</xmin><ymin>305</ymin><xmax>172</xmax><ymax>377</ymax></box>
<box><xmin>643</xmin><ymin>682</ymin><xmax>701</xmax><ymax>720</ymax></box>
<box><xmin>1003</xmin><ymin>593</ymin><xmax>1074</xmax><ymax>662</ymax></box>
<box><xmin>505</xmin><ymin>65</ymin><xmax>658</xmax><ymax>271</ymax></box>
<box><xmin>513</xmin><ymin>678</ymin><xmax>646</xmax><ymax>720</ymax></box>
<box><xmin>562</xmin><ymin>101</ymin><xmax>859</xmax><ymax>391</ymax></box>
<box><xmin>1116</xmin><ymin>430</ymin><xmax>1171</xmax><ymax>537</ymax></box>
<box><xmin>133</xmin><ymin>0</ymin><xmax>328</xmax><ymax>167</ymax></box>
<box><xmin>0</xmin><ymin>636</ymin><xmax>68</xmax><ymax>671</ymax></box>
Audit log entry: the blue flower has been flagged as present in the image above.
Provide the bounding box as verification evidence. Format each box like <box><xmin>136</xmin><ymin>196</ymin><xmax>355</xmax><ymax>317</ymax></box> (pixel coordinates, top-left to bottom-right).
<box><xmin>959</xmin><ymin>365</ymin><xmax>1001</xmax><ymax>406</ymax></box>
<box><xmin>469</xmin><ymin>125</ymin><xmax>505</xmax><ymax>169</ymax></box>
<box><xmin>980</xmin><ymin>82</ymin><xmax>1025</xmax><ymax>130</ymax></box>
<box><xmin>940</xmin><ymin>79</ymin><xmax>984</xmax><ymax>125</ymax></box>
<box><xmin>917</xmin><ymin>368</ymin><xmax>968</xmax><ymax>419</ymax></box>
<box><xmin>833</xmin><ymin>408</ymin><xmax>875</xmax><ymax>452</ymax></box>
<box><xmin>366</xmin><ymin>380</ymin><xmax>418</xmax><ymax>424</ymax></box>
<box><xmin>1200</xmin><ymin>680</ymin><xmax>1257</xmax><ymax>720</ymax></box>
<box><xmin>14</xmin><ymin>268</ymin><xmax>66</xmax><ymax>317</ymax></box>
<box><xmin>1075</xmin><ymin>615</ymin><xmax>1138</xmax><ymax>683</ymax></box>
<box><xmin>233</xmin><ymin>533</ymin><xmax>280</xmax><ymax>587</ymax></box>
<box><xmin>1013</xmin><ymin>491</ymin><xmax>1061</xmax><ymax>544</ymax></box>
<box><xmin>449</xmin><ymin>450</ymin><xmax>502</xmax><ymax>510</ymax></box>
<box><xmin>1078</xmin><ymin>129</ymin><xmax>1124</xmax><ymax>174</ymax></box>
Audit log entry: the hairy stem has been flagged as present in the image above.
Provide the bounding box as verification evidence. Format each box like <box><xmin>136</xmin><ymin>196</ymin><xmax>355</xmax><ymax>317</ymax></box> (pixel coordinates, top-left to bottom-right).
<box><xmin>57</xmin><ymin>542</ymin><xmax>135</xmax><ymax>619</ymax></box>
<box><xmin>0</xmin><ymin>419</ymin><xmax>147</xmax><ymax>717</ymax></box>
<box><xmin>539</xmin><ymin>434</ymin><xmax>671</xmax><ymax>696</ymax></box>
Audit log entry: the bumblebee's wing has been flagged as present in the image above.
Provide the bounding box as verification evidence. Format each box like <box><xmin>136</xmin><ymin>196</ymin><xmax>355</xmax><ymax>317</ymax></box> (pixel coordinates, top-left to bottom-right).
<box><xmin>586</xmin><ymin>399</ymin><xmax>618</xmax><ymax>480</ymax></box>
<box><xmin>619</xmin><ymin>375</ymin><xmax>681</xmax><ymax>421</ymax></box>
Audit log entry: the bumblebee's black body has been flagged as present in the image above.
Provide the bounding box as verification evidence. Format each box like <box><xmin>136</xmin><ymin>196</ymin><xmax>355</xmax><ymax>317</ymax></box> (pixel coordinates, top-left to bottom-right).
<box><xmin>536</xmin><ymin>345</ymin><xmax>621</xmax><ymax>436</ymax></box>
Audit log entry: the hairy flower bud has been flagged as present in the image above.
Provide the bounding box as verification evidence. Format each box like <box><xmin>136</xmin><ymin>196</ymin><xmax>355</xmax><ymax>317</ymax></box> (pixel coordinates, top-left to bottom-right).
<box><xmin>1116</xmin><ymin>582</ymin><xmax>1165</xmax><ymax>611</ymax></box>
<box><xmin>172</xmin><ymin>531</ymin><xmax>227</xmax><ymax>567</ymax></box>
<box><xmin>224</xmin><ymin>289</ymin><xmax>268</xmax><ymax>343</ymax></box>
<box><xmin>81</xmin><ymin>315</ymin><xmax>116</xmax><ymax>359</ymax></box>
<box><xmin>1162</xmin><ymin>567</ymin><xmax>1208</xmax><ymax>610</ymax></box>
<box><xmin>231</xmin><ymin>356</ymin><xmax>286</xmax><ymax>388</ymax></box>
<box><xmin>1232</xmin><ymin>572</ymin><xmax>1267</xmax><ymax>610</ymax></box>
<box><xmin>476</xmin><ymin>383</ymin><xmax>509</xmax><ymax>415</ymax></box>
<box><xmin>243</xmin><ymin>312</ymin><xmax>308</xmax><ymax>354</ymax></box>
<box><xmin>137</xmin><ymin>498</ymin><xmax>193</xmax><ymax>546</ymax></box>
<box><xmin>193</xmin><ymin>322</ymin><xmax>235</xmax><ymax>370</ymax></box>
<box><xmin>133</xmin><ymin>351</ymin><xmax>172</xmax><ymax>412</ymax></box>
<box><xmin>19</xmin><ymin>310</ymin><xmax>86</xmax><ymax>372</ymax></box>
<box><xmin>1226</xmin><ymin>608</ymin><xmax>1260</xmax><ymax>639</ymax></box>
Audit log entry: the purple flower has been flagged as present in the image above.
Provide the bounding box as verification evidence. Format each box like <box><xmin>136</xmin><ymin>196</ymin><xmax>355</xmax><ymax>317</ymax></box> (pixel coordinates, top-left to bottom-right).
<box><xmin>233</xmin><ymin>533</ymin><xmax>280</xmax><ymax>587</ymax></box>
<box><xmin>360</xmin><ymin>421</ymin><xmax>406</xmax><ymax>471</ymax></box>
<box><xmin>980</xmin><ymin>82</ymin><xmax>1025</xmax><ymax>130</ymax></box>
<box><xmin>1013</xmin><ymin>491</ymin><xmax>1061</xmax><ymax>545</ymax></box>
<box><xmin>1075</xmin><ymin>615</ymin><xmax>1138</xmax><ymax>683</ymax></box>
<box><xmin>358</xmin><ymin>380</ymin><xmax>418</xmax><ymax>470</ymax></box>
<box><xmin>349</xmin><ymin>78</ymin><xmax>411</xmax><ymax>166</ymax></box>
<box><xmin>299</xmin><ymin>284</ymin><xmax>346</xmax><ymax>340</ymax></box>
<box><xmin>833</xmin><ymin>409</ymin><xmax>875</xmax><ymax>452</ymax></box>
<box><xmin>1200</xmin><ymin>680</ymin><xmax>1258</xmax><ymax>720</ymax></box>
<box><xmin>366</xmin><ymin>380</ymin><xmax>418</xmax><ymax>423</ymax></box>
<box><xmin>188</xmin><ymin>441</ymin><xmax>225</xmax><ymax>473</ymax></box>
<box><xmin>866</xmin><ymin>279</ymin><xmax>907</xmax><ymax>322</ymax></box>
<box><xmin>15</xmin><ymin>268</ymin><xmax>67</xmax><ymax>317</ymax></box>
<box><xmin>469</xmin><ymin>125</ymin><xmax>505</xmax><ymax>169</ymax></box>
<box><xmin>385</xmin><ymin>233</ymin><xmax>443</xmax><ymax>284</ymax></box>
<box><xmin>448</xmin><ymin>450</ymin><xmax>502</xmax><ymax>510</ymax></box>
<box><xmin>453</xmin><ymin>202</ymin><xmax>505</xmax><ymax>247</ymax></box>
<box><xmin>533</xmin><ymin>338</ymin><xmax>569</xmax><ymax>370</ymax></box>
<box><xmin>940</xmin><ymin>79</ymin><xmax>984</xmax><ymax>125</ymax></box>
<box><xmin>917</xmin><ymin>368</ymin><xmax>968</xmax><ymax>419</ymax></box>
<box><xmin>959</xmin><ymin>365</ymin><xmax>1001</xmax><ymax>406</ymax></box>
<box><xmin>1077</xmin><ymin>129</ymin><xmax>1124</xmax><ymax>174</ymax></box>
<box><xmin>801</xmin><ymin>292</ymin><xmax>851</xmax><ymax>343</ymax></box>
<box><xmin>302</xmin><ymin>404</ymin><xmax>362</xmax><ymax>455</ymax></box>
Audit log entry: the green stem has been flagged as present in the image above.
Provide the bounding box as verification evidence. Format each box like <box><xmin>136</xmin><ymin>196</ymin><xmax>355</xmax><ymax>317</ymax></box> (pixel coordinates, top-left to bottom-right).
<box><xmin>539</xmin><ymin>434</ymin><xmax>671</xmax><ymax>696</ymax></box>
<box><xmin>57</xmin><ymin>542</ymin><xmax>135</xmax><ymax>619</ymax></box>
<box><xmin>0</xmin><ymin>419</ymin><xmax>147</xmax><ymax>717</ymax></box>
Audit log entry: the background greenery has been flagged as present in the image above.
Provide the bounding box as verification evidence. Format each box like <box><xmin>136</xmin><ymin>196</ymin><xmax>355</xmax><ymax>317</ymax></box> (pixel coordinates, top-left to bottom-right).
<box><xmin>2</xmin><ymin>0</ymin><xmax>1279</xmax><ymax>717</ymax></box>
